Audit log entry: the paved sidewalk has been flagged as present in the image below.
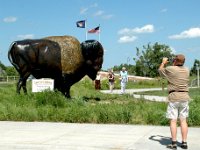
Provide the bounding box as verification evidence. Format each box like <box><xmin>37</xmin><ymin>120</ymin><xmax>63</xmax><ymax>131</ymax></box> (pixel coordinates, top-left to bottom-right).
<box><xmin>0</xmin><ymin>121</ymin><xmax>199</xmax><ymax>150</ymax></box>
<box><xmin>101</xmin><ymin>88</ymin><xmax>165</xmax><ymax>95</ymax></box>
<box><xmin>101</xmin><ymin>88</ymin><xmax>168</xmax><ymax>102</ymax></box>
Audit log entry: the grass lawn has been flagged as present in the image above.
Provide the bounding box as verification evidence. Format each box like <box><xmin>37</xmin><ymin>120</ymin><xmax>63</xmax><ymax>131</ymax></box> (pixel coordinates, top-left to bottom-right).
<box><xmin>0</xmin><ymin>79</ymin><xmax>199</xmax><ymax>126</ymax></box>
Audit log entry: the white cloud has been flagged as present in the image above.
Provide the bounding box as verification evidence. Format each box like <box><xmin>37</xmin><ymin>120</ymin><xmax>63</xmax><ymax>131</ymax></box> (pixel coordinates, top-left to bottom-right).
<box><xmin>80</xmin><ymin>3</ymin><xmax>113</xmax><ymax>20</ymax></box>
<box><xmin>118</xmin><ymin>24</ymin><xmax>154</xmax><ymax>44</ymax></box>
<box><xmin>90</xmin><ymin>3</ymin><xmax>98</xmax><ymax>8</ymax></box>
<box><xmin>118</xmin><ymin>35</ymin><xmax>137</xmax><ymax>43</ymax></box>
<box><xmin>80</xmin><ymin>3</ymin><xmax>98</xmax><ymax>15</ymax></box>
<box><xmin>3</xmin><ymin>16</ymin><xmax>17</xmax><ymax>23</ymax></box>
<box><xmin>169</xmin><ymin>27</ymin><xmax>200</xmax><ymax>39</ymax></box>
<box><xmin>102</xmin><ymin>14</ymin><xmax>114</xmax><ymax>20</ymax></box>
<box><xmin>118</xmin><ymin>28</ymin><xmax>131</xmax><ymax>35</ymax></box>
<box><xmin>17</xmin><ymin>34</ymin><xmax>34</xmax><ymax>39</ymax></box>
<box><xmin>170</xmin><ymin>46</ymin><xmax>176</xmax><ymax>54</ymax></box>
<box><xmin>93</xmin><ymin>10</ymin><xmax>104</xmax><ymax>16</ymax></box>
<box><xmin>93</xmin><ymin>10</ymin><xmax>113</xmax><ymax>20</ymax></box>
<box><xmin>118</xmin><ymin>24</ymin><xmax>154</xmax><ymax>35</ymax></box>
<box><xmin>80</xmin><ymin>7</ymin><xmax>88</xmax><ymax>14</ymax></box>
<box><xmin>133</xmin><ymin>24</ymin><xmax>154</xmax><ymax>33</ymax></box>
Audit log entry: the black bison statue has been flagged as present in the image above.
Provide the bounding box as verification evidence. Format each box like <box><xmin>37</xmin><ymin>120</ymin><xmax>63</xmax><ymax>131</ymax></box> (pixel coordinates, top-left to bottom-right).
<box><xmin>8</xmin><ymin>35</ymin><xmax>104</xmax><ymax>98</ymax></box>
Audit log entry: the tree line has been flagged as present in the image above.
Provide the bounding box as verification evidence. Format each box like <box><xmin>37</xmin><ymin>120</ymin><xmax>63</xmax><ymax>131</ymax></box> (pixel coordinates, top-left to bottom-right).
<box><xmin>0</xmin><ymin>61</ymin><xmax>18</xmax><ymax>76</ymax></box>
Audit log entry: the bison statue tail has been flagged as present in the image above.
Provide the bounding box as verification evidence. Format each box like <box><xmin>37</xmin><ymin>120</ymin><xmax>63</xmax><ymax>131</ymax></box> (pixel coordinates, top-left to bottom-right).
<box><xmin>8</xmin><ymin>42</ymin><xmax>20</xmax><ymax>70</ymax></box>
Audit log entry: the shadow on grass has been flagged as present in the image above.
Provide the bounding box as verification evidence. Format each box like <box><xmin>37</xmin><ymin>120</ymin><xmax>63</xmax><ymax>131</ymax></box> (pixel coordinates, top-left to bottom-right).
<box><xmin>82</xmin><ymin>96</ymin><xmax>101</xmax><ymax>101</ymax></box>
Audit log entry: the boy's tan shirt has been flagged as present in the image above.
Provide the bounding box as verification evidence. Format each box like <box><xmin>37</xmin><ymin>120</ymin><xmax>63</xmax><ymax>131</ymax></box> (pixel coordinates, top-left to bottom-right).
<box><xmin>159</xmin><ymin>66</ymin><xmax>191</xmax><ymax>102</ymax></box>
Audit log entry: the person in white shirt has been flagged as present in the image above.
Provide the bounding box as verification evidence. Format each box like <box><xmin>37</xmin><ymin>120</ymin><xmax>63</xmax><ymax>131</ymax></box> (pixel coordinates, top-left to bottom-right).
<box><xmin>120</xmin><ymin>67</ymin><xmax>128</xmax><ymax>94</ymax></box>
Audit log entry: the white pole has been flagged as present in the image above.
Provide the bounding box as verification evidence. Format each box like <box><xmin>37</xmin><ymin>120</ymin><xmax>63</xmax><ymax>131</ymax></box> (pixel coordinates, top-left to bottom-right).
<box><xmin>99</xmin><ymin>32</ymin><xmax>100</xmax><ymax>42</ymax></box>
<box><xmin>98</xmin><ymin>25</ymin><xmax>101</xmax><ymax>42</ymax></box>
<box><xmin>85</xmin><ymin>20</ymin><xmax>88</xmax><ymax>40</ymax></box>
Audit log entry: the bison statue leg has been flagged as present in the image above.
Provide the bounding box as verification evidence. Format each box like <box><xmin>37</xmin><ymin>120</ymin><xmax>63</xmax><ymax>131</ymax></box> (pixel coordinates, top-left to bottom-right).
<box><xmin>59</xmin><ymin>82</ymin><xmax>70</xmax><ymax>98</ymax></box>
<box><xmin>63</xmin><ymin>85</ymin><xmax>71</xmax><ymax>98</ymax></box>
<box><xmin>17</xmin><ymin>78</ymin><xmax>27</xmax><ymax>94</ymax></box>
<box><xmin>17</xmin><ymin>72</ymin><xmax>31</xmax><ymax>94</ymax></box>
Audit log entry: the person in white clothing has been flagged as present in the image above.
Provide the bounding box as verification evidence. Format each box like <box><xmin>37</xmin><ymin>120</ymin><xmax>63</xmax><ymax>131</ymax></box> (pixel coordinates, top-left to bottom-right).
<box><xmin>120</xmin><ymin>67</ymin><xmax>128</xmax><ymax>94</ymax></box>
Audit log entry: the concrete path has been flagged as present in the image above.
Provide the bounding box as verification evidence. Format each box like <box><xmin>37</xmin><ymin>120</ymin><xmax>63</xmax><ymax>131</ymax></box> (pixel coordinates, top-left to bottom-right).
<box><xmin>0</xmin><ymin>121</ymin><xmax>199</xmax><ymax>150</ymax></box>
<box><xmin>101</xmin><ymin>88</ymin><xmax>165</xmax><ymax>94</ymax></box>
<box><xmin>101</xmin><ymin>88</ymin><xmax>168</xmax><ymax>102</ymax></box>
<box><xmin>101</xmin><ymin>87</ymin><xmax>198</xmax><ymax>102</ymax></box>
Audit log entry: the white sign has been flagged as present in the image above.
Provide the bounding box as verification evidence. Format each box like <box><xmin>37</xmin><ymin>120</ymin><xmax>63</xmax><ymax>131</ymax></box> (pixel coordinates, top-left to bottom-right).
<box><xmin>32</xmin><ymin>78</ymin><xmax>54</xmax><ymax>92</ymax></box>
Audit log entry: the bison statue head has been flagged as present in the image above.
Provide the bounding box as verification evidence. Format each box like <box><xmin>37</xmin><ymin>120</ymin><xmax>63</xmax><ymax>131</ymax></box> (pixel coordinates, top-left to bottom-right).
<box><xmin>81</xmin><ymin>40</ymin><xmax>104</xmax><ymax>80</ymax></box>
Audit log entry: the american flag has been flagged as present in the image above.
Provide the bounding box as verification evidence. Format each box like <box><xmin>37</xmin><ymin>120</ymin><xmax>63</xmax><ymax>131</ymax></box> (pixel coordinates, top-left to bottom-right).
<box><xmin>88</xmin><ymin>26</ymin><xmax>100</xmax><ymax>33</ymax></box>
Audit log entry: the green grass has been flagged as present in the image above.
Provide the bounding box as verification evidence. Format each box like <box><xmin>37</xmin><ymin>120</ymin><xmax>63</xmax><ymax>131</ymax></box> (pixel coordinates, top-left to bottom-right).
<box><xmin>0</xmin><ymin>79</ymin><xmax>200</xmax><ymax>126</ymax></box>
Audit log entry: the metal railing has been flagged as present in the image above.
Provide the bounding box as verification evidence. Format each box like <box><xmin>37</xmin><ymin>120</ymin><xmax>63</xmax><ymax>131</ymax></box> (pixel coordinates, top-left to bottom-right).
<box><xmin>190</xmin><ymin>78</ymin><xmax>199</xmax><ymax>87</ymax></box>
<box><xmin>0</xmin><ymin>76</ymin><xmax>19</xmax><ymax>82</ymax></box>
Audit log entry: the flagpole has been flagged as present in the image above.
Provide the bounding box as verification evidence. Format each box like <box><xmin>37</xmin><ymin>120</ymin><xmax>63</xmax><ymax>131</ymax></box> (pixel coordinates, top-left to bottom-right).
<box><xmin>85</xmin><ymin>19</ymin><xmax>88</xmax><ymax>40</ymax></box>
<box><xmin>98</xmin><ymin>24</ymin><xmax>100</xmax><ymax>42</ymax></box>
<box><xmin>99</xmin><ymin>32</ymin><xmax>100</xmax><ymax>42</ymax></box>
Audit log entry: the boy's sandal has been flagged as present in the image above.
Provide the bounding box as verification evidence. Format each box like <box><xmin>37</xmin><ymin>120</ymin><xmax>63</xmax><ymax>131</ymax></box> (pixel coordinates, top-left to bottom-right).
<box><xmin>180</xmin><ymin>142</ymin><xmax>188</xmax><ymax>149</ymax></box>
<box><xmin>166</xmin><ymin>144</ymin><xmax>177</xmax><ymax>150</ymax></box>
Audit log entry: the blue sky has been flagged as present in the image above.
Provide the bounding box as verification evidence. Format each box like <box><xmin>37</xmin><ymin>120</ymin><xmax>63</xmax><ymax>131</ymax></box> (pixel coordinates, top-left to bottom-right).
<box><xmin>1</xmin><ymin>0</ymin><xmax>200</xmax><ymax>71</ymax></box>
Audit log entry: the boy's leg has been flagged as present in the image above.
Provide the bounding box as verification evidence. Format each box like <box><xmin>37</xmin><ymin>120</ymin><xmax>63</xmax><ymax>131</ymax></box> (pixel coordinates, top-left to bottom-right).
<box><xmin>180</xmin><ymin>118</ymin><xmax>188</xmax><ymax>149</ymax></box>
<box><xmin>166</xmin><ymin>102</ymin><xmax>178</xmax><ymax>149</ymax></box>
<box><xmin>170</xmin><ymin>119</ymin><xmax>177</xmax><ymax>142</ymax></box>
<box><xmin>179</xmin><ymin>101</ymin><xmax>189</xmax><ymax>142</ymax></box>
<box><xmin>166</xmin><ymin>119</ymin><xmax>177</xmax><ymax>149</ymax></box>
<box><xmin>180</xmin><ymin>118</ymin><xmax>188</xmax><ymax>142</ymax></box>
<box><xmin>179</xmin><ymin>118</ymin><xmax>188</xmax><ymax>149</ymax></box>
<box><xmin>179</xmin><ymin>101</ymin><xmax>189</xmax><ymax>149</ymax></box>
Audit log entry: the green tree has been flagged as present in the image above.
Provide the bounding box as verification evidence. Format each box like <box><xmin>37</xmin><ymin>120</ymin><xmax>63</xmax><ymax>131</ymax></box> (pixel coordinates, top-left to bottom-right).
<box><xmin>0</xmin><ymin>61</ymin><xmax>6</xmax><ymax>71</ymax></box>
<box><xmin>0</xmin><ymin>61</ymin><xmax>18</xmax><ymax>76</ymax></box>
<box><xmin>190</xmin><ymin>59</ymin><xmax>200</xmax><ymax>76</ymax></box>
<box><xmin>6</xmin><ymin>66</ymin><xmax>19</xmax><ymax>76</ymax></box>
<box><xmin>0</xmin><ymin>61</ymin><xmax>7</xmax><ymax>76</ymax></box>
<box><xmin>133</xmin><ymin>42</ymin><xmax>175</xmax><ymax>77</ymax></box>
